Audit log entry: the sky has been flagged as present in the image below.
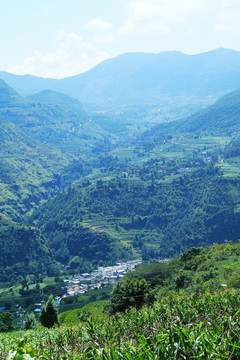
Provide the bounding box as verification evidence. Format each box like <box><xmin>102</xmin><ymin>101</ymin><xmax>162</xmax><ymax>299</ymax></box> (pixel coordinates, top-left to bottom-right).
<box><xmin>1</xmin><ymin>0</ymin><xmax>240</xmax><ymax>78</ymax></box>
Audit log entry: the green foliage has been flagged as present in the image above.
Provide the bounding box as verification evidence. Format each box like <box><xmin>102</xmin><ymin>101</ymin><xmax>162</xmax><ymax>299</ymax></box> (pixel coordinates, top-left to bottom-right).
<box><xmin>127</xmin><ymin>261</ymin><xmax>175</xmax><ymax>287</ymax></box>
<box><xmin>148</xmin><ymin>87</ymin><xmax>240</xmax><ymax>138</ymax></box>
<box><xmin>29</xmin><ymin>162</ymin><xmax>240</xmax><ymax>262</ymax></box>
<box><xmin>6</xmin><ymin>337</ymin><xmax>37</xmax><ymax>359</ymax></box>
<box><xmin>180</xmin><ymin>247</ymin><xmax>206</xmax><ymax>270</ymax></box>
<box><xmin>59</xmin><ymin>301</ymin><xmax>108</xmax><ymax>326</ymax></box>
<box><xmin>40</xmin><ymin>295</ymin><xmax>59</xmax><ymax>328</ymax></box>
<box><xmin>109</xmin><ymin>278</ymin><xmax>155</xmax><ymax>314</ymax></box>
<box><xmin>0</xmin><ymin>312</ymin><xmax>14</xmax><ymax>332</ymax></box>
<box><xmin>24</xmin><ymin>313</ymin><xmax>37</xmax><ymax>330</ymax></box>
<box><xmin>0</xmin><ymin>224</ymin><xmax>54</xmax><ymax>284</ymax></box>
<box><xmin>2</xmin><ymin>291</ymin><xmax>240</xmax><ymax>358</ymax></box>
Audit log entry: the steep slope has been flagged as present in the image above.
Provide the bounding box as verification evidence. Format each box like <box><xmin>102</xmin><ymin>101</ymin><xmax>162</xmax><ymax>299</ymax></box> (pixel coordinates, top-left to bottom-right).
<box><xmin>173</xmin><ymin>87</ymin><xmax>240</xmax><ymax>134</ymax></box>
<box><xmin>0</xmin><ymin>214</ymin><xmax>54</xmax><ymax>283</ymax></box>
<box><xmin>29</xmin><ymin>185</ymin><xmax>129</xmax><ymax>267</ymax></box>
<box><xmin>0</xmin><ymin>78</ymin><xmax>25</xmax><ymax>106</ymax></box>
<box><xmin>0</xmin><ymin>116</ymin><xmax>68</xmax><ymax>221</ymax></box>
<box><xmin>0</xmin><ymin>80</ymin><xmax>115</xmax><ymax>156</ymax></box>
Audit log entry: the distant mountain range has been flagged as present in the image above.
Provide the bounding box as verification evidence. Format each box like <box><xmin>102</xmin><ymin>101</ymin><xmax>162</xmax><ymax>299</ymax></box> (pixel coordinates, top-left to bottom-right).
<box><xmin>1</xmin><ymin>48</ymin><xmax>240</xmax><ymax>117</ymax></box>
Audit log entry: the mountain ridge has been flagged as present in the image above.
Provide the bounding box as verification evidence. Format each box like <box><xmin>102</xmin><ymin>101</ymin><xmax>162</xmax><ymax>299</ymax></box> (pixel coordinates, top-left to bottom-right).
<box><xmin>1</xmin><ymin>48</ymin><xmax>240</xmax><ymax>116</ymax></box>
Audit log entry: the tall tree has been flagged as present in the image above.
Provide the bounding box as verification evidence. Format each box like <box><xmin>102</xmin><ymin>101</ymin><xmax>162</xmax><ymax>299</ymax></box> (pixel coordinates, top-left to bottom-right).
<box><xmin>40</xmin><ymin>295</ymin><xmax>59</xmax><ymax>328</ymax></box>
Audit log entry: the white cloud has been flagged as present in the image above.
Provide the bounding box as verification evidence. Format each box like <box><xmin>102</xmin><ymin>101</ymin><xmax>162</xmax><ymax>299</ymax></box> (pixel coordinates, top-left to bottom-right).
<box><xmin>85</xmin><ymin>18</ymin><xmax>114</xmax><ymax>31</ymax></box>
<box><xmin>6</xmin><ymin>1</ymin><xmax>240</xmax><ymax>78</ymax></box>
<box><xmin>94</xmin><ymin>34</ymin><xmax>115</xmax><ymax>44</ymax></box>
<box><xmin>213</xmin><ymin>2</ymin><xmax>240</xmax><ymax>33</ymax></box>
<box><xmin>119</xmin><ymin>0</ymin><xmax>201</xmax><ymax>35</ymax></box>
<box><xmin>119</xmin><ymin>0</ymin><xmax>240</xmax><ymax>36</ymax></box>
<box><xmin>7</xmin><ymin>30</ymin><xmax>111</xmax><ymax>78</ymax></box>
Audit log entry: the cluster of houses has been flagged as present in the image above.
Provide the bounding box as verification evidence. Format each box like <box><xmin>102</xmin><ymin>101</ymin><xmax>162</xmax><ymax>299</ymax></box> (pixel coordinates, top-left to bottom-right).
<box><xmin>62</xmin><ymin>259</ymin><xmax>142</xmax><ymax>298</ymax></box>
<box><xmin>32</xmin><ymin>258</ymin><xmax>172</xmax><ymax>313</ymax></box>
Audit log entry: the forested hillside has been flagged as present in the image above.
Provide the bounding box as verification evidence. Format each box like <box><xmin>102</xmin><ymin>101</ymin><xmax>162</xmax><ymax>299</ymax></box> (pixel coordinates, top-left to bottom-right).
<box><xmin>0</xmin><ymin>79</ymin><xmax>121</xmax><ymax>222</ymax></box>
<box><xmin>2</xmin><ymin>53</ymin><xmax>240</xmax><ymax>284</ymax></box>
<box><xmin>0</xmin><ymin>117</ymin><xmax>68</xmax><ymax>221</ymax></box>
<box><xmin>0</xmin><ymin>81</ymin><xmax>115</xmax><ymax>156</ymax></box>
<box><xmin>28</xmin><ymin>159</ymin><xmax>240</xmax><ymax>265</ymax></box>
<box><xmin>0</xmin><ymin>214</ymin><xmax>54</xmax><ymax>283</ymax></box>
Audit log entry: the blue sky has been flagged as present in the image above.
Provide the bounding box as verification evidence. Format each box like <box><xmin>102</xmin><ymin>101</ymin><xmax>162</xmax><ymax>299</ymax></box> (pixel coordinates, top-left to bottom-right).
<box><xmin>1</xmin><ymin>0</ymin><xmax>240</xmax><ymax>78</ymax></box>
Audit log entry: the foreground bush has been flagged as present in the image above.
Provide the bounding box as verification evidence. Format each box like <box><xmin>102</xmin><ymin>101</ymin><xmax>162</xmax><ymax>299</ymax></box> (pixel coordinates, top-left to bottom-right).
<box><xmin>1</xmin><ymin>290</ymin><xmax>240</xmax><ymax>359</ymax></box>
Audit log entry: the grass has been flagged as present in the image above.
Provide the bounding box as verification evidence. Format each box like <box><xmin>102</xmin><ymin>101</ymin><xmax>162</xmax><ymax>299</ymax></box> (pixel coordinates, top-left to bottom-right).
<box><xmin>59</xmin><ymin>301</ymin><xmax>109</xmax><ymax>326</ymax></box>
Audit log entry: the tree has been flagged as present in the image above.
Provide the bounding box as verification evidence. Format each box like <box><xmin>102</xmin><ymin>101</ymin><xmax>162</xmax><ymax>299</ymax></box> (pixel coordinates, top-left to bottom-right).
<box><xmin>109</xmin><ymin>278</ymin><xmax>155</xmax><ymax>314</ymax></box>
<box><xmin>0</xmin><ymin>312</ymin><xmax>14</xmax><ymax>332</ymax></box>
<box><xmin>40</xmin><ymin>295</ymin><xmax>59</xmax><ymax>328</ymax></box>
<box><xmin>24</xmin><ymin>312</ymin><xmax>37</xmax><ymax>330</ymax></box>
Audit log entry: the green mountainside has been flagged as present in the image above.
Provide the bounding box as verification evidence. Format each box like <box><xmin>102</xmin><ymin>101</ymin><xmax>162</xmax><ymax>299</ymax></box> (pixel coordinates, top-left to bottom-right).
<box><xmin>0</xmin><ymin>214</ymin><xmax>53</xmax><ymax>283</ymax></box>
<box><xmin>28</xmin><ymin>160</ymin><xmax>240</xmax><ymax>265</ymax></box>
<box><xmin>0</xmin><ymin>80</ymin><xmax>119</xmax><ymax>222</ymax></box>
<box><xmin>24</xmin><ymin>86</ymin><xmax>240</xmax><ymax>272</ymax></box>
<box><xmin>178</xmin><ymin>88</ymin><xmax>240</xmax><ymax>134</ymax></box>
<box><xmin>0</xmin><ymin>81</ymin><xmax>114</xmax><ymax>156</ymax></box>
<box><xmin>0</xmin><ymin>116</ymin><xmax>68</xmax><ymax>221</ymax></box>
<box><xmin>3</xmin><ymin>49</ymin><xmax>240</xmax><ymax>357</ymax></box>
<box><xmin>144</xmin><ymin>87</ymin><xmax>240</xmax><ymax>139</ymax></box>
<box><xmin>2</xmin><ymin>57</ymin><xmax>240</xmax><ymax>286</ymax></box>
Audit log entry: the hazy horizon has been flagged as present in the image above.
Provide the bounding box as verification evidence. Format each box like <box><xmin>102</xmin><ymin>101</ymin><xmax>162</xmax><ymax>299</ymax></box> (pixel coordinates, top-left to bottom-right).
<box><xmin>1</xmin><ymin>0</ymin><xmax>240</xmax><ymax>78</ymax></box>
<box><xmin>1</xmin><ymin>46</ymin><xmax>238</xmax><ymax>80</ymax></box>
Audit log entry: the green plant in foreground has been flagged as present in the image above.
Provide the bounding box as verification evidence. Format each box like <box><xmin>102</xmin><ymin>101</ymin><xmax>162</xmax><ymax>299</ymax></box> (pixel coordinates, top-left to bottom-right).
<box><xmin>2</xmin><ymin>290</ymin><xmax>240</xmax><ymax>359</ymax></box>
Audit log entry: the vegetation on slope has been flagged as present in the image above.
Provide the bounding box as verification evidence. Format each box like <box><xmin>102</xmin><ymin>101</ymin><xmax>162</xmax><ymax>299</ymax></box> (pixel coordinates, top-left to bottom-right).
<box><xmin>0</xmin><ymin>219</ymin><xmax>54</xmax><ymax>284</ymax></box>
<box><xmin>2</xmin><ymin>242</ymin><xmax>240</xmax><ymax>358</ymax></box>
<box><xmin>0</xmin><ymin>116</ymin><xmax>68</xmax><ymax>221</ymax></box>
<box><xmin>28</xmin><ymin>159</ymin><xmax>240</xmax><ymax>265</ymax></box>
<box><xmin>0</xmin><ymin>80</ymin><xmax>116</xmax><ymax>156</ymax></box>
<box><xmin>144</xmin><ymin>87</ymin><xmax>240</xmax><ymax>140</ymax></box>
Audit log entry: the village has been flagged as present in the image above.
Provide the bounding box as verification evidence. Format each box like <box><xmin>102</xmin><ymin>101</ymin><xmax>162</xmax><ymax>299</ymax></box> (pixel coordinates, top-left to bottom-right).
<box><xmin>33</xmin><ymin>258</ymin><xmax>171</xmax><ymax>313</ymax></box>
<box><xmin>61</xmin><ymin>259</ymin><xmax>143</xmax><ymax>298</ymax></box>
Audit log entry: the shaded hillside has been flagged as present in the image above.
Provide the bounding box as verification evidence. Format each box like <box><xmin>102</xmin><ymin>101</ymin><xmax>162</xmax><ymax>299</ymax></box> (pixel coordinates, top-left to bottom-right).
<box><xmin>173</xmin><ymin>87</ymin><xmax>240</xmax><ymax>134</ymax></box>
<box><xmin>0</xmin><ymin>81</ymin><xmax>118</xmax><ymax>221</ymax></box>
<box><xmin>0</xmin><ymin>79</ymin><xmax>25</xmax><ymax>107</ymax></box>
<box><xmin>29</xmin><ymin>185</ymin><xmax>129</xmax><ymax>267</ymax></box>
<box><xmin>0</xmin><ymin>214</ymin><xmax>54</xmax><ymax>283</ymax></box>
